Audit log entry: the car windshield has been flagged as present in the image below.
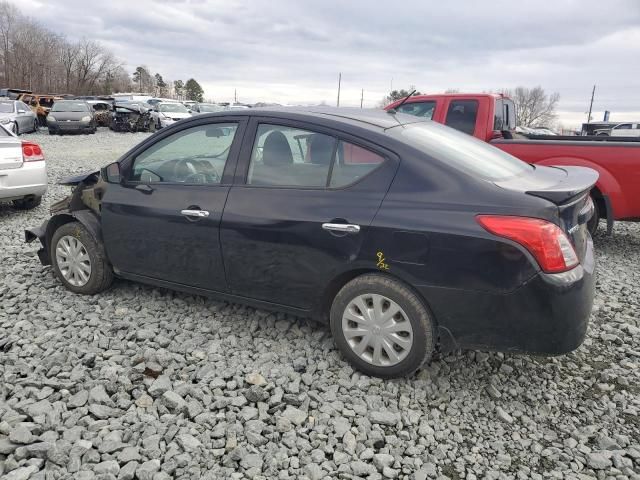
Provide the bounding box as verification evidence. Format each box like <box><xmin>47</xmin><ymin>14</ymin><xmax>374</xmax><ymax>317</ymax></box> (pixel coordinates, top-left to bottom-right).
<box><xmin>394</xmin><ymin>121</ymin><xmax>533</xmax><ymax>181</ymax></box>
<box><xmin>198</xmin><ymin>104</ymin><xmax>224</xmax><ymax>113</ymax></box>
<box><xmin>0</xmin><ymin>103</ymin><xmax>14</xmax><ymax>113</ymax></box>
<box><xmin>159</xmin><ymin>103</ymin><xmax>189</xmax><ymax>113</ymax></box>
<box><xmin>52</xmin><ymin>101</ymin><xmax>89</xmax><ymax>112</ymax></box>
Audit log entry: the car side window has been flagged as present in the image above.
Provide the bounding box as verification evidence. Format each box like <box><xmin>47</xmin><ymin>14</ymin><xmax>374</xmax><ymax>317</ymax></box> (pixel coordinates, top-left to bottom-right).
<box><xmin>247</xmin><ymin>123</ymin><xmax>386</xmax><ymax>188</ymax></box>
<box><xmin>130</xmin><ymin>123</ymin><xmax>237</xmax><ymax>184</ymax></box>
<box><xmin>247</xmin><ymin>124</ymin><xmax>336</xmax><ymax>187</ymax></box>
<box><xmin>396</xmin><ymin>101</ymin><xmax>436</xmax><ymax>119</ymax></box>
<box><xmin>330</xmin><ymin>141</ymin><xmax>385</xmax><ymax>187</ymax></box>
<box><xmin>445</xmin><ymin>100</ymin><xmax>478</xmax><ymax>135</ymax></box>
<box><xmin>19</xmin><ymin>102</ymin><xmax>29</xmax><ymax>111</ymax></box>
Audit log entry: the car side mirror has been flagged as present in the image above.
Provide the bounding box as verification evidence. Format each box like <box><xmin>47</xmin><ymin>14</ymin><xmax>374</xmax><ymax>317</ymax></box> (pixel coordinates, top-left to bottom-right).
<box><xmin>102</xmin><ymin>162</ymin><xmax>121</xmax><ymax>183</ymax></box>
<box><xmin>188</xmin><ymin>109</ymin><xmax>192</xmax><ymax>113</ymax></box>
<box><xmin>17</xmin><ymin>109</ymin><xmax>26</xmax><ymax>114</ymax></box>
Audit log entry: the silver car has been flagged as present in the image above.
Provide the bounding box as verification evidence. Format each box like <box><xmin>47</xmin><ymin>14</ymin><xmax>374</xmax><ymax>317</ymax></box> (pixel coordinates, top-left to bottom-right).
<box><xmin>0</xmin><ymin>124</ymin><xmax>47</xmax><ymax>209</ymax></box>
<box><xmin>0</xmin><ymin>100</ymin><xmax>39</xmax><ymax>135</ymax></box>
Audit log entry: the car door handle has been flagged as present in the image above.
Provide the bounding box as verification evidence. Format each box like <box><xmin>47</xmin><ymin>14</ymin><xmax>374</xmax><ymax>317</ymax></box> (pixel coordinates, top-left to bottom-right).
<box><xmin>322</xmin><ymin>223</ymin><xmax>360</xmax><ymax>234</ymax></box>
<box><xmin>181</xmin><ymin>209</ymin><xmax>210</xmax><ymax>218</ymax></box>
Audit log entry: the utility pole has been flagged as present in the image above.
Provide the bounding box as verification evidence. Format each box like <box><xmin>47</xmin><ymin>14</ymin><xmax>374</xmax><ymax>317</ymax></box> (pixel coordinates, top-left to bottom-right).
<box><xmin>360</xmin><ymin>88</ymin><xmax>364</xmax><ymax>108</ymax></box>
<box><xmin>234</xmin><ymin>89</ymin><xmax>237</xmax><ymax>104</ymax></box>
<box><xmin>336</xmin><ymin>73</ymin><xmax>341</xmax><ymax>107</ymax></box>
<box><xmin>587</xmin><ymin>84</ymin><xmax>596</xmax><ymax>123</ymax></box>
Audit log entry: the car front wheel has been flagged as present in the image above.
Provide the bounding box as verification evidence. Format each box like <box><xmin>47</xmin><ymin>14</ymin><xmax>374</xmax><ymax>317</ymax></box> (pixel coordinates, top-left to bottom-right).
<box><xmin>330</xmin><ymin>274</ymin><xmax>435</xmax><ymax>378</ymax></box>
<box><xmin>50</xmin><ymin>221</ymin><xmax>114</xmax><ymax>294</ymax></box>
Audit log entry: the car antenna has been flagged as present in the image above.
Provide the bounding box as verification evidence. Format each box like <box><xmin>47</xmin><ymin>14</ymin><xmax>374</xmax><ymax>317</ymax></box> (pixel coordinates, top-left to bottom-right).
<box><xmin>387</xmin><ymin>89</ymin><xmax>417</xmax><ymax>114</ymax></box>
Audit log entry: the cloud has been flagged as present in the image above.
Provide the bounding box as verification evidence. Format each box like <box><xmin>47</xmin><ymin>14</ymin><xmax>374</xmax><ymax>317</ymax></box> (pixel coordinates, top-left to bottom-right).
<box><xmin>14</xmin><ymin>0</ymin><xmax>640</xmax><ymax>126</ymax></box>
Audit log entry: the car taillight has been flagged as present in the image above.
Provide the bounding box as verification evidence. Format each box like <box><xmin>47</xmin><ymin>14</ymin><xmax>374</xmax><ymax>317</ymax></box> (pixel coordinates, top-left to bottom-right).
<box><xmin>22</xmin><ymin>141</ymin><xmax>45</xmax><ymax>162</ymax></box>
<box><xmin>477</xmin><ymin>215</ymin><xmax>579</xmax><ymax>273</ymax></box>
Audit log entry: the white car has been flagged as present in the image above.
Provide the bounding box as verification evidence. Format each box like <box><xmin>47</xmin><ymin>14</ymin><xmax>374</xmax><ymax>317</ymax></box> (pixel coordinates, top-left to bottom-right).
<box><xmin>0</xmin><ymin>99</ymin><xmax>39</xmax><ymax>135</ymax></box>
<box><xmin>151</xmin><ymin>102</ymin><xmax>193</xmax><ymax>129</ymax></box>
<box><xmin>610</xmin><ymin>123</ymin><xmax>640</xmax><ymax>137</ymax></box>
<box><xmin>0</xmin><ymin>125</ymin><xmax>46</xmax><ymax>209</ymax></box>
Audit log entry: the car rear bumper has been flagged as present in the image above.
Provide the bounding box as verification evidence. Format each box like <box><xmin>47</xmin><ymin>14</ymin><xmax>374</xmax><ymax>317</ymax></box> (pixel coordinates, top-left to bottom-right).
<box><xmin>0</xmin><ymin>161</ymin><xmax>47</xmax><ymax>201</ymax></box>
<box><xmin>422</xmin><ymin>236</ymin><xmax>596</xmax><ymax>355</ymax></box>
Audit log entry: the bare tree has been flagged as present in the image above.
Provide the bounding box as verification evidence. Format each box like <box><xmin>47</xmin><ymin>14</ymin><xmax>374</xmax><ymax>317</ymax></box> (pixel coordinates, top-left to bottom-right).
<box><xmin>503</xmin><ymin>86</ymin><xmax>560</xmax><ymax>127</ymax></box>
<box><xmin>59</xmin><ymin>41</ymin><xmax>79</xmax><ymax>91</ymax></box>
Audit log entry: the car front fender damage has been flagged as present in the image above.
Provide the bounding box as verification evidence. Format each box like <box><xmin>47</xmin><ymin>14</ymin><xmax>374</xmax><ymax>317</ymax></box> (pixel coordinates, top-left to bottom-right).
<box><xmin>25</xmin><ymin>173</ymin><xmax>105</xmax><ymax>266</ymax></box>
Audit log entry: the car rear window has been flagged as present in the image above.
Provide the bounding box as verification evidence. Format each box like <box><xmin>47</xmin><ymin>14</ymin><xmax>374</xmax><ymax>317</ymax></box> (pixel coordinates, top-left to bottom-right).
<box><xmin>396</xmin><ymin>121</ymin><xmax>532</xmax><ymax>181</ymax></box>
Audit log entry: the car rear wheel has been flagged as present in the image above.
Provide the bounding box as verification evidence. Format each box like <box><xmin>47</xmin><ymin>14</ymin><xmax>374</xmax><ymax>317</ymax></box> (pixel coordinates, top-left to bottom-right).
<box><xmin>33</xmin><ymin>119</ymin><xmax>39</xmax><ymax>133</ymax></box>
<box><xmin>12</xmin><ymin>196</ymin><xmax>41</xmax><ymax>210</ymax></box>
<box><xmin>330</xmin><ymin>274</ymin><xmax>435</xmax><ymax>378</ymax></box>
<box><xmin>11</xmin><ymin>122</ymin><xmax>18</xmax><ymax>135</ymax></box>
<box><xmin>50</xmin><ymin>221</ymin><xmax>114</xmax><ymax>294</ymax></box>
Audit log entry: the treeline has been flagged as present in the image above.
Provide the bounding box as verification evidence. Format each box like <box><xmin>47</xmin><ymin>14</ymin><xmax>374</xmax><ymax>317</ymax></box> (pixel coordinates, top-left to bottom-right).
<box><xmin>0</xmin><ymin>1</ymin><xmax>207</xmax><ymax>101</ymax></box>
<box><xmin>0</xmin><ymin>1</ymin><xmax>131</xmax><ymax>95</ymax></box>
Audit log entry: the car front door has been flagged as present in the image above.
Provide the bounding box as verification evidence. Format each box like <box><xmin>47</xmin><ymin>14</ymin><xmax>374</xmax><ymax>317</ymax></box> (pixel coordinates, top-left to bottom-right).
<box><xmin>101</xmin><ymin>118</ymin><xmax>246</xmax><ymax>292</ymax></box>
<box><xmin>220</xmin><ymin>118</ymin><xmax>399</xmax><ymax>310</ymax></box>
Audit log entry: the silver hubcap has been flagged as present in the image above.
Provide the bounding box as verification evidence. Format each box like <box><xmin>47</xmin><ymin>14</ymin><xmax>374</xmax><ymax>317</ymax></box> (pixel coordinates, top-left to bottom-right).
<box><xmin>342</xmin><ymin>294</ymin><xmax>413</xmax><ymax>367</ymax></box>
<box><xmin>55</xmin><ymin>235</ymin><xmax>91</xmax><ymax>287</ymax></box>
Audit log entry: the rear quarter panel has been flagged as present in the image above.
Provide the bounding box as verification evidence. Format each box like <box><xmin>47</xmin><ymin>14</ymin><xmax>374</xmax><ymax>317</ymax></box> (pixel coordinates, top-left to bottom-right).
<box><xmin>492</xmin><ymin>140</ymin><xmax>640</xmax><ymax>220</ymax></box>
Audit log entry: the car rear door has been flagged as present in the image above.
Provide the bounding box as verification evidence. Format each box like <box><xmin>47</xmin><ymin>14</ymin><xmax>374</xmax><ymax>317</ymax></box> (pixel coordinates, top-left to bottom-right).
<box><xmin>220</xmin><ymin>117</ymin><xmax>399</xmax><ymax>310</ymax></box>
<box><xmin>101</xmin><ymin>117</ymin><xmax>247</xmax><ymax>292</ymax></box>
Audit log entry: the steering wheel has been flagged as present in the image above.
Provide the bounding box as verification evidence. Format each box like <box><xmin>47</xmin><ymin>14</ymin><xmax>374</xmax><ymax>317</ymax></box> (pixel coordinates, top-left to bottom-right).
<box><xmin>174</xmin><ymin>159</ymin><xmax>220</xmax><ymax>184</ymax></box>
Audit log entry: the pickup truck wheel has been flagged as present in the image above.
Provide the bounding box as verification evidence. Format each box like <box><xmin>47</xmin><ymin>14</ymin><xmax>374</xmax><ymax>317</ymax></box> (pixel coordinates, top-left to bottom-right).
<box><xmin>12</xmin><ymin>196</ymin><xmax>41</xmax><ymax>210</ymax></box>
<box><xmin>50</xmin><ymin>221</ymin><xmax>114</xmax><ymax>295</ymax></box>
<box><xmin>587</xmin><ymin>201</ymin><xmax>600</xmax><ymax>236</ymax></box>
<box><xmin>330</xmin><ymin>274</ymin><xmax>435</xmax><ymax>378</ymax></box>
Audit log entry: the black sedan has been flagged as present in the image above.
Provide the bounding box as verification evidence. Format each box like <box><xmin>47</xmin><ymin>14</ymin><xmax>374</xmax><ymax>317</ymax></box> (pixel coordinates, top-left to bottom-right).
<box><xmin>25</xmin><ymin>108</ymin><xmax>597</xmax><ymax>378</ymax></box>
<box><xmin>47</xmin><ymin>100</ymin><xmax>97</xmax><ymax>135</ymax></box>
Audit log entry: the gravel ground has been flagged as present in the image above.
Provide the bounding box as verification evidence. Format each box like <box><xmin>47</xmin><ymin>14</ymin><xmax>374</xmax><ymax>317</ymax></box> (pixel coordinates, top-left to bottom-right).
<box><xmin>1</xmin><ymin>128</ymin><xmax>639</xmax><ymax>480</ymax></box>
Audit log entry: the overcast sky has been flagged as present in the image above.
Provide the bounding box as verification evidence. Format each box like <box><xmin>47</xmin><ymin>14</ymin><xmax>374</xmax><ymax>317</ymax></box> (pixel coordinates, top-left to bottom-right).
<box><xmin>16</xmin><ymin>0</ymin><xmax>640</xmax><ymax>127</ymax></box>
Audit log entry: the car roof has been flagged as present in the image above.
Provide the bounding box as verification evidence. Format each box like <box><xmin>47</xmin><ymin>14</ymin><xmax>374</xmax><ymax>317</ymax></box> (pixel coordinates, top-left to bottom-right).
<box><xmin>208</xmin><ymin>106</ymin><xmax>425</xmax><ymax>131</ymax></box>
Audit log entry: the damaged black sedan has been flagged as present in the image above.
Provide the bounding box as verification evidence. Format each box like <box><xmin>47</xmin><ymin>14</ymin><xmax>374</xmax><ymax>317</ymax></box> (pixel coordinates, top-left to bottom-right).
<box><xmin>26</xmin><ymin>108</ymin><xmax>597</xmax><ymax>378</ymax></box>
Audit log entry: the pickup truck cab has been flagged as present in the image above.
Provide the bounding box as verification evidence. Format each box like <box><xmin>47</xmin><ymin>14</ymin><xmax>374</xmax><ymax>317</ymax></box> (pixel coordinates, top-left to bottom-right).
<box><xmin>386</xmin><ymin>93</ymin><xmax>640</xmax><ymax>234</ymax></box>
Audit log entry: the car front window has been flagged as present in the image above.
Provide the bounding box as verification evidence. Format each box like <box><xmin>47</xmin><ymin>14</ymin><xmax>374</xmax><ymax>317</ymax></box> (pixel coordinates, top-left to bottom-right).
<box><xmin>396</xmin><ymin>121</ymin><xmax>532</xmax><ymax>181</ymax></box>
<box><xmin>131</xmin><ymin>123</ymin><xmax>238</xmax><ymax>184</ymax></box>
<box><xmin>52</xmin><ymin>102</ymin><xmax>89</xmax><ymax>112</ymax></box>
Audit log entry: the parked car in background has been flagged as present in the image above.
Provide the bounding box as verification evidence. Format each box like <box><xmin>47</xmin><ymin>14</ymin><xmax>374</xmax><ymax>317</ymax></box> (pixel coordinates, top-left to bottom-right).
<box><xmin>0</xmin><ymin>88</ymin><xmax>32</xmax><ymax>100</ymax></box>
<box><xmin>19</xmin><ymin>94</ymin><xmax>63</xmax><ymax>126</ymax></box>
<box><xmin>0</xmin><ymin>99</ymin><xmax>39</xmax><ymax>135</ymax></box>
<box><xmin>25</xmin><ymin>108</ymin><xmax>596</xmax><ymax>378</ymax></box>
<box><xmin>47</xmin><ymin>100</ymin><xmax>96</xmax><ymax>135</ymax></box>
<box><xmin>385</xmin><ymin>93</ymin><xmax>640</xmax><ymax>235</ymax></box>
<box><xmin>183</xmin><ymin>100</ymin><xmax>197</xmax><ymax>110</ymax></box>
<box><xmin>150</xmin><ymin>102</ymin><xmax>192</xmax><ymax>129</ymax></box>
<box><xmin>86</xmin><ymin>101</ymin><xmax>112</xmax><ymax>127</ymax></box>
<box><xmin>0</xmin><ymin>124</ymin><xmax>46</xmax><ymax>209</ymax></box>
<box><xmin>110</xmin><ymin>102</ymin><xmax>154</xmax><ymax>133</ymax></box>
<box><xmin>192</xmin><ymin>103</ymin><xmax>227</xmax><ymax>114</ymax></box>
<box><xmin>610</xmin><ymin>122</ymin><xmax>640</xmax><ymax>137</ymax></box>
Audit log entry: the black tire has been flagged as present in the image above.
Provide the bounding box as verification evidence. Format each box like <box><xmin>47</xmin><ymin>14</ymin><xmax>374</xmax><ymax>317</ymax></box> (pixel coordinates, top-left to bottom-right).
<box><xmin>12</xmin><ymin>196</ymin><xmax>41</xmax><ymax>210</ymax></box>
<box><xmin>50</xmin><ymin>221</ymin><xmax>114</xmax><ymax>295</ymax></box>
<box><xmin>33</xmin><ymin>120</ymin><xmax>39</xmax><ymax>133</ymax></box>
<box><xmin>587</xmin><ymin>196</ymin><xmax>600</xmax><ymax>236</ymax></box>
<box><xmin>12</xmin><ymin>122</ymin><xmax>19</xmax><ymax>136</ymax></box>
<box><xmin>330</xmin><ymin>273</ymin><xmax>435</xmax><ymax>378</ymax></box>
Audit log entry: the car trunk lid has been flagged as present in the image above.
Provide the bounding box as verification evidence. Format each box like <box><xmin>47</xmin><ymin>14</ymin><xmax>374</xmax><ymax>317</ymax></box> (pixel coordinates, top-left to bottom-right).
<box><xmin>0</xmin><ymin>138</ymin><xmax>24</xmax><ymax>170</ymax></box>
<box><xmin>495</xmin><ymin>165</ymin><xmax>599</xmax><ymax>263</ymax></box>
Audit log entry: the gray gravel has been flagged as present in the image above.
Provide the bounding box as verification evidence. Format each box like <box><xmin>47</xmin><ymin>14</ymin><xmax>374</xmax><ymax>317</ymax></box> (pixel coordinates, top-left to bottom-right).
<box><xmin>1</xmin><ymin>127</ymin><xmax>639</xmax><ymax>479</ymax></box>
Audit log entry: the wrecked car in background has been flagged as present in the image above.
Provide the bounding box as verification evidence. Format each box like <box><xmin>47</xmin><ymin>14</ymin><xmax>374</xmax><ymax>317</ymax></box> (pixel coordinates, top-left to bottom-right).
<box><xmin>19</xmin><ymin>94</ymin><xmax>63</xmax><ymax>126</ymax></box>
<box><xmin>110</xmin><ymin>102</ymin><xmax>155</xmax><ymax>133</ymax></box>
<box><xmin>86</xmin><ymin>101</ymin><xmax>112</xmax><ymax>127</ymax></box>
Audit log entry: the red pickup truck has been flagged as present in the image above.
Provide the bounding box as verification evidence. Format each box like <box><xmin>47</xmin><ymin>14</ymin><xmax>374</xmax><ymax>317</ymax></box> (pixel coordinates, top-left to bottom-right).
<box><xmin>385</xmin><ymin>93</ymin><xmax>640</xmax><ymax>234</ymax></box>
